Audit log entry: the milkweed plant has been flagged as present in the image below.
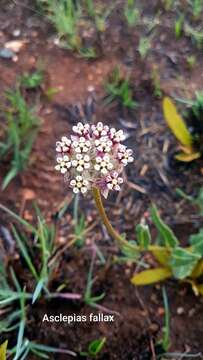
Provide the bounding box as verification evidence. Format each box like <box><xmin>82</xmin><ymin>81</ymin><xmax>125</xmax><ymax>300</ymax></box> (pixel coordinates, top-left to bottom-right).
<box><xmin>55</xmin><ymin>122</ymin><xmax>203</xmax><ymax>295</ymax></box>
<box><xmin>55</xmin><ymin>122</ymin><xmax>135</xmax><ymax>246</ymax></box>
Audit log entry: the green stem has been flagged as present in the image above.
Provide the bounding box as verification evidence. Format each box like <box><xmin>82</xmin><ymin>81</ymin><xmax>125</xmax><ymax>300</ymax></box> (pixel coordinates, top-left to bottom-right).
<box><xmin>92</xmin><ymin>187</ymin><xmax>164</xmax><ymax>252</ymax></box>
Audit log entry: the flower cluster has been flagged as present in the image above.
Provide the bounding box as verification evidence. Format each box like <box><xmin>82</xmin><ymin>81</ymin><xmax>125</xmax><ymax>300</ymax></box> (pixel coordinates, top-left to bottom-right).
<box><xmin>55</xmin><ymin>122</ymin><xmax>134</xmax><ymax>197</ymax></box>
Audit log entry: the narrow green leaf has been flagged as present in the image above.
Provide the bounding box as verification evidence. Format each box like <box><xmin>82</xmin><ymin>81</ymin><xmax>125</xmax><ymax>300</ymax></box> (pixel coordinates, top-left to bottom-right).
<box><xmin>32</xmin><ymin>278</ymin><xmax>45</xmax><ymax>304</ymax></box>
<box><xmin>14</xmin><ymin>320</ymin><xmax>25</xmax><ymax>360</ymax></box>
<box><xmin>162</xmin><ymin>287</ymin><xmax>170</xmax><ymax>351</ymax></box>
<box><xmin>2</xmin><ymin>167</ymin><xmax>18</xmax><ymax>190</ymax></box>
<box><xmin>151</xmin><ymin>205</ymin><xmax>179</xmax><ymax>247</ymax></box>
<box><xmin>0</xmin><ymin>203</ymin><xmax>36</xmax><ymax>233</ymax></box>
<box><xmin>136</xmin><ymin>224</ymin><xmax>151</xmax><ymax>249</ymax></box>
<box><xmin>12</xmin><ymin>226</ymin><xmax>39</xmax><ymax>280</ymax></box>
<box><xmin>88</xmin><ymin>338</ymin><xmax>106</xmax><ymax>357</ymax></box>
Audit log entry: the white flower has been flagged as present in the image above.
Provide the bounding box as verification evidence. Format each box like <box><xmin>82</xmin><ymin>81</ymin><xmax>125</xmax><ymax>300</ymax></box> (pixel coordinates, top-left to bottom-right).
<box><xmin>94</xmin><ymin>155</ymin><xmax>114</xmax><ymax>175</ymax></box>
<box><xmin>95</xmin><ymin>136</ymin><xmax>112</xmax><ymax>153</ymax></box>
<box><xmin>72</xmin><ymin>153</ymin><xmax>90</xmax><ymax>172</ymax></box>
<box><xmin>109</xmin><ymin>128</ymin><xmax>125</xmax><ymax>142</ymax></box>
<box><xmin>70</xmin><ymin>175</ymin><xmax>89</xmax><ymax>194</ymax></box>
<box><xmin>72</xmin><ymin>136</ymin><xmax>91</xmax><ymax>153</ymax></box>
<box><xmin>55</xmin><ymin>122</ymin><xmax>134</xmax><ymax>196</ymax></box>
<box><xmin>106</xmin><ymin>172</ymin><xmax>123</xmax><ymax>191</ymax></box>
<box><xmin>91</xmin><ymin>122</ymin><xmax>109</xmax><ymax>137</ymax></box>
<box><xmin>117</xmin><ymin>145</ymin><xmax>134</xmax><ymax>165</ymax></box>
<box><xmin>56</xmin><ymin>136</ymin><xmax>71</xmax><ymax>153</ymax></box>
<box><xmin>55</xmin><ymin>155</ymin><xmax>72</xmax><ymax>174</ymax></box>
<box><xmin>72</xmin><ymin>122</ymin><xmax>90</xmax><ymax>136</ymax></box>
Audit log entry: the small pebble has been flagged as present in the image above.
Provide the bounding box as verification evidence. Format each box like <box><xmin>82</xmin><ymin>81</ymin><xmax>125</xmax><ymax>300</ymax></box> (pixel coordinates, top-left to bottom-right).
<box><xmin>44</xmin><ymin>108</ymin><xmax>53</xmax><ymax>115</ymax></box>
<box><xmin>13</xmin><ymin>29</ymin><xmax>21</xmax><ymax>37</ymax></box>
<box><xmin>0</xmin><ymin>48</ymin><xmax>14</xmax><ymax>59</ymax></box>
<box><xmin>87</xmin><ymin>85</ymin><xmax>95</xmax><ymax>92</ymax></box>
<box><xmin>5</xmin><ymin>40</ymin><xmax>26</xmax><ymax>52</ymax></box>
<box><xmin>13</xmin><ymin>55</ymin><xmax>18</xmax><ymax>62</ymax></box>
<box><xmin>58</xmin><ymin>237</ymin><xmax>66</xmax><ymax>244</ymax></box>
<box><xmin>177</xmin><ymin>306</ymin><xmax>184</xmax><ymax>315</ymax></box>
<box><xmin>53</xmin><ymin>37</ymin><xmax>60</xmax><ymax>45</ymax></box>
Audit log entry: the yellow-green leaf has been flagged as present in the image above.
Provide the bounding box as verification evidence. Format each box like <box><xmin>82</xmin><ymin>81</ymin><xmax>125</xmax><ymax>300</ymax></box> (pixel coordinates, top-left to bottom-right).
<box><xmin>131</xmin><ymin>267</ymin><xmax>172</xmax><ymax>285</ymax></box>
<box><xmin>196</xmin><ymin>284</ymin><xmax>203</xmax><ymax>296</ymax></box>
<box><xmin>191</xmin><ymin>260</ymin><xmax>203</xmax><ymax>278</ymax></box>
<box><xmin>163</xmin><ymin>97</ymin><xmax>193</xmax><ymax>147</ymax></box>
<box><xmin>175</xmin><ymin>151</ymin><xmax>201</xmax><ymax>162</ymax></box>
<box><xmin>151</xmin><ymin>248</ymin><xmax>171</xmax><ymax>266</ymax></box>
<box><xmin>0</xmin><ymin>340</ymin><xmax>8</xmax><ymax>360</ymax></box>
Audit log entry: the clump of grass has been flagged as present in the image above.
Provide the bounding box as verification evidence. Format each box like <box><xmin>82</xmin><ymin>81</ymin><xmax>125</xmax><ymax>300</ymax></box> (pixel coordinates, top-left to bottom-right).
<box><xmin>38</xmin><ymin>0</ymin><xmax>97</xmax><ymax>57</ymax></box>
<box><xmin>185</xmin><ymin>23</ymin><xmax>203</xmax><ymax>49</ymax></box>
<box><xmin>84</xmin><ymin>247</ymin><xmax>105</xmax><ymax>308</ymax></box>
<box><xmin>124</xmin><ymin>0</ymin><xmax>140</xmax><ymax>27</ymax></box>
<box><xmin>138</xmin><ymin>36</ymin><xmax>152</xmax><ymax>59</ymax></box>
<box><xmin>48</xmin><ymin>0</ymin><xmax>82</xmax><ymax>50</ymax></box>
<box><xmin>0</xmin><ymin>203</ymin><xmax>56</xmax><ymax>304</ymax></box>
<box><xmin>0</xmin><ymin>87</ymin><xmax>40</xmax><ymax>189</ymax></box>
<box><xmin>86</xmin><ymin>0</ymin><xmax>113</xmax><ymax>33</ymax></box>
<box><xmin>0</xmin><ymin>204</ymin><xmax>78</xmax><ymax>359</ymax></box>
<box><xmin>162</xmin><ymin>0</ymin><xmax>175</xmax><ymax>11</ymax></box>
<box><xmin>20</xmin><ymin>69</ymin><xmax>44</xmax><ymax>90</ymax></box>
<box><xmin>151</xmin><ymin>66</ymin><xmax>163</xmax><ymax>98</ymax></box>
<box><xmin>186</xmin><ymin>54</ymin><xmax>197</xmax><ymax>69</ymax></box>
<box><xmin>188</xmin><ymin>0</ymin><xmax>202</xmax><ymax>19</ymax></box>
<box><xmin>104</xmin><ymin>67</ymin><xmax>137</xmax><ymax>109</ymax></box>
<box><xmin>174</xmin><ymin>14</ymin><xmax>184</xmax><ymax>39</ymax></box>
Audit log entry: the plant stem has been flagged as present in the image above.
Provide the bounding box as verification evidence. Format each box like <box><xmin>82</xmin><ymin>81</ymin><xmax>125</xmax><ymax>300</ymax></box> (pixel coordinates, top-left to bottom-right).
<box><xmin>92</xmin><ymin>187</ymin><xmax>128</xmax><ymax>247</ymax></box>
<box><xmin>92</xmin><ymin>187</ymin><xmax>164</xmax><ymax>252</ymax></box>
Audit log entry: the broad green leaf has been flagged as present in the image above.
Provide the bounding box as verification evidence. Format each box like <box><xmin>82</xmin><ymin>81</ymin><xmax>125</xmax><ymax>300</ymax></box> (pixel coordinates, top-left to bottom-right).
<box><xmin>163</xmin><ymin>97</ymin><xmax>193</xmax><ymax>147</ymax></box>
<box><xmin>151</xmin><ymin>205</ymin><xmax>179</xmax><ymax>247</ymax></box>
<box><xmin>189</xmin><ymin>229</ymin><xmax>203</xmax><ymax>255</ymax></box>
<box><xmin>175</xmin><ymin>152</ymin><xmax>201</xmax><ymax>162</ymax></box>
<box><xmin>136</xmin><ymin>224</ymin><xmax>151</xmax><ymax>249</ymax></box>
<box><xmin>151</xmin><ymin>248</ymin><xmax>171</xmax><ymax>266</ymax></box>
<box><xmin>0</xmin><ymin>340</ymin><xmax>8</xmax><ymax>360</ymax></box>
<box><xmin>170</xmin><ymin>247</ymin><xmax>201</xmax><ymax>279</ymax></box>
<box><xmin>131</xmin><ymin>267</ymin><xmax>172</xmax><ymax>285</ymax></box>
